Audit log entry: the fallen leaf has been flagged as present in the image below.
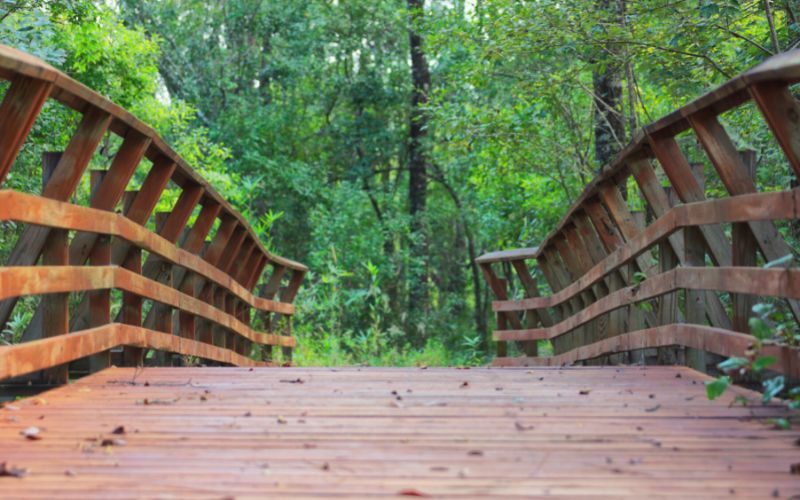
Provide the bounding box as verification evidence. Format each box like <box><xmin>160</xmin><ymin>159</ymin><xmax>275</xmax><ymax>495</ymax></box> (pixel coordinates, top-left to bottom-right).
<box><xmin>460</xmin><ymin>381</ymin><xmax>469</xmax><ymax>388</ymax></box>
<box><xmin>398</xmin><ymin>489</ymin><xmax>429</xmax><ymax>497</ymax></box>
<box><xmin>0</xmin><ymin>462</ymin><xmax>28</xmax><ymax>478</ymax></box>
<box><xmin>277</xmin><ymin>416</ymin><xmax>288</xmax><ymax>424</ymax></box>
<box><xmin>791</xmin><ymin>463</ymin><xmax>800</xmax><ymax>475</ymax></box>
<box><xmin>321</xmin><ymin>462</ymin><xmax>330</xmax><ymax>471</ymax></box>
<box><xmin>515</xmin><ymin>422</ymin><xmax>534</xmax><ymax>431</ymax></box>
<box><xmin>674</xmin><ymin>373</ymin><xmax>682</xmax><ymax>379</ymax></box>
<box><xmin>111</xmin><ymin>426</ymin><xmax>126</xmax><ymax>435</ymax></box>
<box><xmin>429</xmin><ymin>466</ymin><xmax>448</xmax><ymax>472</ymax></box>
<box><xmin>243</xmin><ymin>411</ymin><xmax>252</xmax><ymax>417</ymax></box>
<box><xmin>100</xmin><ymin>438</ymin><xmax>126</xmax><ymax>447</ymax></box>
<box><xmin>644</xmin><ymin>404</ymin><xmax>662</xmax><ymax>413</ymax></box>
<box><xmin>30</xmin><ymin>398</ymin><xmax>47</xmax><ymax>406</ymax></box>
<box><xmin>64</xmin><ymin>469</ymin><xmax>76</xmax><ymax>477</ymax></box>
<box><xmin>467</xmin><ymin>450</ymin><xmax>483</xmax><ymax>456</ymax></box>
<box><xmin>21</xmin><ymin>427</ymin><xmax>42</xmax><ymax>440</ymax></box>
<box><xmin>579</xmin><ymin>389</ymin><xmax>592</xmax><ymax>395</ymax></box>
<box><xmin>280</xmin><ymin>378</ymin><xmax>305</xmax><ymax>384</ymax></box>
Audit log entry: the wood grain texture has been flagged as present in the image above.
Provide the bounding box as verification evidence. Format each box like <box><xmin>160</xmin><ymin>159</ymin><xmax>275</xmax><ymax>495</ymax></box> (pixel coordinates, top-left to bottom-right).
<box><xmin>0</xmin><ymin>366</ymin><xmax>797</xmax><ymax>498</ymax></box>
<box><xmin>0</xmin><ymin>190</ymin><xmax>294</xmax><ymax>316</ymax></box>
<box><xmin>0</xmin><ymin>266</ymin><xmax>295</xmax><ymax>348</ymax></box>
<box><xmin>0</xmin><ymin>44</ymin><xmax>305</xmax><ymax>273</ymax></box>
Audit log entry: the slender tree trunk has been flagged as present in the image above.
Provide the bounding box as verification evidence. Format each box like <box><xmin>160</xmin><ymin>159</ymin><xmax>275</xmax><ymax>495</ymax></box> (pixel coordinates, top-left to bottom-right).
<box><xmin>407</xmin><ymin>0</ymin><xmax>431</xmax><ymax>335</ymax></box>
<box><xmin>592</xmin><ymin>0</ymin><xmax>625</xmax><ymax>169</ymax></box>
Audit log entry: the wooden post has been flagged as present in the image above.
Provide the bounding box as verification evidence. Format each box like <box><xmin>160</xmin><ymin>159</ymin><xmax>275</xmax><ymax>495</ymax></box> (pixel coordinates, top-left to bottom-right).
<box><xmin>88</xmin><ymin>234</ymin><xmax>111</xmax><ymax>373</ymax></box>
<box><xmin>0</xmin><ymin>76</ymin><xmax>52</xmax><ymax>185</ymax></box>
<box><xmin>40</xmin><ymin>152</ymin><xmax>69</xmax><ymax>384</ymax></box>
<box><xmin>732</xmin><ymin>150</ymin><xmax>758</xmax><ymax>333</ymax></box>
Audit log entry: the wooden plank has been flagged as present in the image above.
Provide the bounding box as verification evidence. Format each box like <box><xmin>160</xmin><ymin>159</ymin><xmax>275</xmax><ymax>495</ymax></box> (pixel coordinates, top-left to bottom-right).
<box><xmin>731</xmin><ymin>151</ymin><xmax>758</xmax><ymax>334</ymax></box>
<box><xmin>480</xmin><ymin>262</ymin><xmax>520</xmax><ymax>355</ymax></box>
<box><xmin>475</xmin><ymin>247</ymin><xmax>539</xmax><ymax>264</ymax></box>
<box><xmin>0</xmin><ymin>107</ymin><xmax>112</xmax><ymax>329</ymax></box>
<box><xmin>0</xmin><ymin>191</ymin><xmax>294</xmax><ymax>316</ymax></box>
<box><xmin>749</xmin><ymin>81</ymin><xmax>800</xmax><ymax>177</ymax></box>
<box><xmin>627</xmin><ymin>158</ymin><xmax>730</xmax><ymax>330</ymax></box>
<box><xmin>0</xmin><ymin>325</ymin><xmax>266</xmax><ymax>380</ymax></box>
<box><xmin>647</xmin><ymin>134</ymin><xmax>733</xmax><ymax>267</ymax></box>
<box><xmin>497</xmin><ymin>324</ymin><xmax>800</xmax><ymax>379</ymax></box>
<box><xmin>40</xmin><ymin>228</ymin><xmax>68</xmax><ymax>384</ymax></box>
<box><xmin>121</xmin><ymin>246</ymin><xmax>144</xmax><ymax>367</ymax></box>
<box><xmin>0</xmin><ymin>365</ymin><xmax>798</xmax><ymax>497</ymax></box>
<box><xmin>489</xmin><ymin>190</ymin><xmax>799</xmax><ymax>316</ymax></box>
<box><xmin>689</xmin><ymin>111</ymin><xmax>800</xmax><ymax>323</ymax></box>
<box><xmin>0</xmin><ymin>45</ymin><xmax>305</xmax><ymax>272</ymax></box>
<box><xmin>0</xmin><ymin>266</ymin><xmax>297</xmax><ymax>349</ymax></box>
<box><xmin>88</xmin><ymin>235</ymin><xmax>111</xmax><ymax>373</ymax></box>
<box><xmin>0</xmin><ymin>76</ymin><xmax>52</xmax><ymax>184</ymax></box>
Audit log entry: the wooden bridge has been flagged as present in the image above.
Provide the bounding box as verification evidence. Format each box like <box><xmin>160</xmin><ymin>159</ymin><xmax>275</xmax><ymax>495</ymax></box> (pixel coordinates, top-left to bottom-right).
<box><xmin>0</xmin><ymin>45</ymin><xmax>798</xmax><ymax>497</ymax></box>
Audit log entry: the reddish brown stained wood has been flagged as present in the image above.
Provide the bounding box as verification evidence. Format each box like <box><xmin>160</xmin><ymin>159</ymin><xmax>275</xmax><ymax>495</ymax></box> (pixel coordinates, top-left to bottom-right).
<box><xmin>0</xmin><ymin>191</ymin><xmax>294</xmax><ymax>316</ymax></box>
<box><xmin>0</xmin><ymin>76</ymin><xmax>52</xmax><ymax>184</ymax></box>
<box><xmin>494</xmin><ymin>324</ymin><xmax>800</xmax><ymax>379</ymax></box>
<box><xmin>88</xmin><ymin>234</ymin><xmax>111</xmax><ymax>373</ymax></box>
<box><xmin>0</xmin><ymin>365</ymin><xmax>797</xmax><ymax>497</ymax></box>
<box><xmin>0</xmin><ymin>45</ymin><xmax>305</xmax><ymax>272</ymax></box>
<box><xmin>121</xmin><ymin>246</ymin><xmax>144</xmax><ymax>367</ymax></box>
<box><xmin>490</xmin><ymin>190</ymin><xmax>798</xmax><ymax>315</ymax></box>
<box><xmin>40</xmin><ymin>228</ymin><xmax>68</xmax><ymax>384</ymax></box>
<box><xmin>0</xmin><ymin>325</ymin><xmax>267</xmax><ymax>380</ymax></box>
<box><xmin>0</xmin><ymin>266</ymin><xmax>295</xmax><ymax>348</ymax></box>
<box><xmin>749</xmin><ymin>82</ymin><xmax>800</xmax><ymax>177</ymax></box>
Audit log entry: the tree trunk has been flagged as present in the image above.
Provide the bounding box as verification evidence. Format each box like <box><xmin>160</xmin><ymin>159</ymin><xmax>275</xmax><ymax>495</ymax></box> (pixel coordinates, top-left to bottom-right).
<box><xmin>592</xmin><ymin>0</ymin><xmax>625</xmax><ymax>169</ymax></box>
<box><xmin>407</xmin><ymin>0</ymin><xmax>431</xmax><ymax>335</ymax></box>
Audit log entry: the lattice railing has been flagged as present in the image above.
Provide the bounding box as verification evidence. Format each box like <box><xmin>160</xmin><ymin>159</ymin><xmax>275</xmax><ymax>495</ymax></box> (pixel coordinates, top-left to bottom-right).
<box><xmin>0</xmin><ymin>45</ymin><xmax>306</xmax><ymax>384</ymax></box>
<box><xmin>478</xmin><ymin>50</ymin><xmax>800</xmax><ymax>378</ymax></box>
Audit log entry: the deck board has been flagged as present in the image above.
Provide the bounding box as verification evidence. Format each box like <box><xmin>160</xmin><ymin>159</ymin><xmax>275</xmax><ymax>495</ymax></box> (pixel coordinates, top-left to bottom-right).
<box><xmin>1</xmin><ymin>366</ymin><xmax>798</xmax><ymax>498</ymax></box>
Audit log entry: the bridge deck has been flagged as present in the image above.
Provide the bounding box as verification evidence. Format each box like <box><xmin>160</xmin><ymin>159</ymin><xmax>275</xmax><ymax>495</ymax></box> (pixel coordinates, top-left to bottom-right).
<box><xmin>1</xmin><ymin>366</ymin><xmax>798</xmax><ymax>498</ymax></box>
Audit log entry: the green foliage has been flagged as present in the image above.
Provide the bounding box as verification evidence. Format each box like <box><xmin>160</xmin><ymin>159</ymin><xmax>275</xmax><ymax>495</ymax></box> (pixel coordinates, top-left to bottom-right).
<box><xmin>705</xmin><ymin>376</ymin><xmax>730</xmax><ymax>400</ymax></box>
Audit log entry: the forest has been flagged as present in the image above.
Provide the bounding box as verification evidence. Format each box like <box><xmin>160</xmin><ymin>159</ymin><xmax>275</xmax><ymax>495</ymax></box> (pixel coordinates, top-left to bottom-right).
<box><xmin>1</xmin><ymin>0</ymin><xmax>799</xmax><ymax>366</ymax></box>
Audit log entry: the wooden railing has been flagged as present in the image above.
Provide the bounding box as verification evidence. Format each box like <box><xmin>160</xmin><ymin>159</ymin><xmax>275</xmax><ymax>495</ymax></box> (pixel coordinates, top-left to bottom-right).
<box><xmin>478</xmin><ymin>50</ymin><xmax>800</xmax><ymax>378</ymax></box>
<box><xmin>0</xmin><ymin>45</ymin><xmax>306</xmax><ymax>384</ymax></box>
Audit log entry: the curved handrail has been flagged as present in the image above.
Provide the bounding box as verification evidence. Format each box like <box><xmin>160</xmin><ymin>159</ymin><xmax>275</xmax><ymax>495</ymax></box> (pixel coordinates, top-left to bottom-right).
<box><xmin>0</xmin><ymin>45</ymin><xmax>306</xmax><ymax>378</ymax></box>
<box><xmin>494</xmin><ymin>324</ymin><xmax>800</xmax><ymax>379</ymax></box>
<box><xmin>492</xmin><ymin>190</ymin><xmax>799</xmax><ymax>313</ymax></box>
<box><xmin>532</xmin><ymin>49</ymin><xmax>800</xmax><ymax>259</ymax></box>
<box><xmin>0</xmin><ymin>45</ymin><xmax>305</xmax><ymax>273</ymax></box>
<box><xmin>0</xmin><ymin>324</ymin><xmax>269</xmax><ymax>380</ymax></box>
<box><xmin>0</xmin><ymin>190</ymin><xmax>294</xmax><ymax>315</ymax></box>
<box><xmin>0</xmin><ymin>266</ymin><xmax>295</xmax><ymax>347</ymax></box>
<box><xmin>495</xmin><ymin>267</ymin><xmax>800</xmax><ymax>341</ymax></box>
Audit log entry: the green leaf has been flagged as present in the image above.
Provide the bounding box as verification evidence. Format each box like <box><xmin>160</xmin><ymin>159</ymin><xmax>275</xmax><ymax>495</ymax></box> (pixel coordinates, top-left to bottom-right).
<box><xmin>716</xmin><ymin>357</ymin><xmax>748</xmax><ymax>372</ymax></box>
<box><xmin>705</xmin><ymin>376</ymin><xmax>731</xmax><ymax>400</ymax></box>
<box><xmin>762</xmin><ymin>376</ymin><xmax>785</xmax><ymax>402</ymax></box>
<box><xmin>748</xmin><ymin>317</ymin><xmax>772</xmax><ymax>341</ymax></box>
<box><xmin>769</xmin><ymin>418</ymin><xmax>791</xmax><ymax>430</ymax></box>
<box><xmin>751</xmin><ymin>356</ymin><xmax>776</xmax><ymax>372</ymax></box>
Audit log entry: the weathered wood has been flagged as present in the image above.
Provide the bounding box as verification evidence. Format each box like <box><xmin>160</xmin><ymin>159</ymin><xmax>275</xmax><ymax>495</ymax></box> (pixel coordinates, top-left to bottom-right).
<box><xmin>690</xmin><ymin>111</ymin><xmax>800</xmax><ymax>323</ymax></box>
<box><xmin>496</xmin><ymin>324</ymin><xmax>800</xmax><ymax>379</ymax></box>
<box><xmin>0</xmin><ymin>191</ymin><xmax>294</xmax><ymax>316</ymax></box>
<box><xmin>749</xmin><ymin>81</ymin><xmax>800</xmax><ymax>177</ymax></box>
<box><xmin>40</xmin><ymin>229</ymin><xmax>68</xmax><ymax>384</ymax></box>
<box><xmin>648</xmin><ymin>134</ymin><xmax>733</xmax><ymax>266</ymax></box>
<box><xmin>88</xmin><ymin>235</ymin><xmax>111</xmax><ymax>373</ymax></box>
<box><xmin>731</xmin><ymin>151</ymin><xmax>758</xmax><ymax>334</ymax></box>
<box><xmin>0</xmin><ymin>76</ymin><xmax>52</xmax><ymax>184</ymax></box>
